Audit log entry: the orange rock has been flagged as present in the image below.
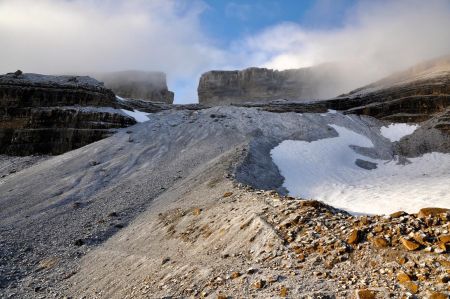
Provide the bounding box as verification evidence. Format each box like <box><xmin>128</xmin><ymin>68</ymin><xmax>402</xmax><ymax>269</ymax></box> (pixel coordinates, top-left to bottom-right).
<box><xmin>356</xmin><ymin>289</ymin><xmax>377</xmax><ymax>299</ymax></box>
<box><xmin>253</xmin><ymin>279</ymin><xmax>265</xmax><ymax>289</ymax></box>
<box><xmin>439</xmin><ymin>234</ymin><xmax>450</xmax><ymax>244</ymax></box>
<box><xmin>348</xmin><ymin>229</ymin><xmax>361</xmax><ymax>245</ymax></box>
<box><xmin>193</xmin><ymin>208</ymin><xmax>202</xmax><ymax>216</ymax></box>
<box><xmin>397</xmin><ymin>272</ymin><xmax>411</xmax><ymax>283</ymax></box>
<box><xmin>417</xmin><ymin>207</ymin><xmax>449</xmax><ymax>218</ymax></box>
<box><xmin>398</xmin><ymin>256</ymin><xmax>408</xmax><ymax>265</ymax></box>
<box><xmin>400</xmin><ymin>238</ymin><xmax>420</xmax><ymax>251</ymax></box>
<box><xmin>373</xmin><ymin>225</ymin><xmax>384</xmax><ymax>233</ymax></box>
<box><xmin>429</xmin><ymin>292</ymin><xmax>448</xmax><ymax>299</ymax></box>
<box><xmin>297</xmin><ymin>253</ymin><xmax>305</xmax><ymax>262</ymax></box>
<box><xmin>401</xmin><ymin>281</ymin><xmax>419</xmax><ymax>294</ymax></box>
<box><xmin>390</xmin><ymin>211</ymin><xmax>407</xmax><ymax>218</ymax></box>
<box><xmin>372</xmin><ymin>237</ymin><xmax>389</xmax><ymax>248</ymax></box>
<box><xmin>280</xmin><ymin>286</ymin><xmax>288</xmax><ymax>297</ymax></box>
<box><xmin>360</xmin><ymin>216</ymin><xmax>369</xmax><ymax>225</ymax></box>
<box><xmin>223</xmin><ymin>192</ymin><xmax>233</xmax><ymax>197</ymax></box>
<box><xmin>217</xmin><ymin>295</ymin><xmax>227</xmax><ymax>299</ymax></box>
<box><xmin>438</xmin><ymin>242</ymin><xmax>449</xmax><ymax>252</ymax></box>
<box><xmin>230</xmin><ymin>272</ymin><xmax>241</xmax><ymax>279</ymax></box>
<box><xmin>440</xmin><ymin>260</ymin><xmax>450</xmax><ymax>268</ymax></box>
<box><xmin>413</xmin><ymin>233</ymin><xmax>429</xmax><ymax>246</ymax></box>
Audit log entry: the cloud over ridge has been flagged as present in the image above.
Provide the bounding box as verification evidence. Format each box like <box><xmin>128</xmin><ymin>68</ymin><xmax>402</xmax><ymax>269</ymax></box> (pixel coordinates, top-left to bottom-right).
<box><xmin>0</xmin><ymin>0</ymin><xmax>449</xmax><ymax>102</ymax></box>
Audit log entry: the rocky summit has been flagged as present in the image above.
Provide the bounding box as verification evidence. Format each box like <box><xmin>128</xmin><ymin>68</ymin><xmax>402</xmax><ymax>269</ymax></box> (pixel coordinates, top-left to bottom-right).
<box><xmin>198</xmin><ymin>64</ymin><xmax>345</xmax><ymax>106</ymax></box>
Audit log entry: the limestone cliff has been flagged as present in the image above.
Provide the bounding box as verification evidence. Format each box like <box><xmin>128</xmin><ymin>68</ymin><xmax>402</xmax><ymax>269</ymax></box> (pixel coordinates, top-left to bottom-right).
<box><xmin>327</xmin><ymin>55</ymin><xmax>450</xmax><ymax>123</ymax></box>
<box><xmin>198</xmin><ymin>64</ymin><xmax>343</xmax><ymax>105</ymax></box>
<box><xmin>94</xmin><ymin>71</ymin><xmax>174</xmax><ymax>104</ymax></box>
<box><xmin>0</xmin><ymin>72</ymin><xmax>135</xmax><ymax>155</ymax></box>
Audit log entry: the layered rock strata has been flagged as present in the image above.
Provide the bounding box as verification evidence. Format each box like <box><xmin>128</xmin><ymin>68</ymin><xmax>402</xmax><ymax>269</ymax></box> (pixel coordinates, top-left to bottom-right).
<box><xmin>198</xmin><ymin>64</ymin><xmax>342</xmax><ymax>105</ymax></box>
<box><xmin>0</xmin><ymin>72</ymin><xmax>136</xmax><ymax>155</ymax></box>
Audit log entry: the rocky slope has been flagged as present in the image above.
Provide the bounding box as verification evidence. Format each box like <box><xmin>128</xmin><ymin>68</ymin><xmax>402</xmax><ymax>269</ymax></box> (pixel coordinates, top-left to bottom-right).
<box><xmin>1</xmin><ymin>57</ymin><xmax>450</xmax><ymax>299</ymax></box>
<box><xmin>198</xmin><ymin>64</ymin><xmax>344</xmax><ymax>105</ymax></box>
<box><xmin>94</xmin><ymin>71</ymin><xmax>174</xmax><ymax>103</ymax></box>
<box><xmin>0</xmin><ymin>106</ymin><xmax>449</xmax><ymax>298</ymax></box>
<box><xmin>0</xmin><ymin>72</ymin><xmax>136</xmax><ymax>155</ymax></box>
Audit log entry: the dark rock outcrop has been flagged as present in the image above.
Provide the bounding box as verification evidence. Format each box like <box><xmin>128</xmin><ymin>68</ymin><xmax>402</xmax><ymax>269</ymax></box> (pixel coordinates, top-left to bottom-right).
<box><xmin>93</xmin><ymin>71</ymin><xmax>174</xmax><ymax>104</ymax></box>
<box><xmin>0</xmin><ymin>72</ymin><xmax>136</xmax><ymax>155</ymax></box>
<box><xmin>198</xmin><ymin>64</ymin><xmax>343</xmax><ymax>106</ymax></box>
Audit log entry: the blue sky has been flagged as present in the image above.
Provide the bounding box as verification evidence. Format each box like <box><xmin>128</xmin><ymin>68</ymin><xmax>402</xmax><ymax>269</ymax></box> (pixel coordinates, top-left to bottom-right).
<box><xmin>0</xmin><ymin>0</ymin><xmax>449</xmax><ymax>103</ymax></box>
<box><xmin>201</xmin><ymin>0</ymin><xmax>357</xmax><ymax>45</ymax></box>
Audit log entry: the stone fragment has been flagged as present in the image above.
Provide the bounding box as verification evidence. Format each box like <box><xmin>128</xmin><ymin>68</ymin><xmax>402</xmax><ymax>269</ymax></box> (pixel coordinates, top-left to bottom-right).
<box><xmin>438</xmin><ymin>275</ymin><xmax>450</xmax><ymax>283</ymax></box>
<box><xmin>223</xmin><ymin>192</ymin><xmax>233</xmax><ymax>197</ymax></box>
<box><xmin>280</xmin><ymin>286</ymin><xmax>288</xmax><ymax>297</ymax></box>
<box><xmin>230</xmin><ymin>272</ymin><xmax>241</xmax><ymax>279</ymax></box>
<box><xmin>401</xmin><ymin>281</ymin><xmax>419</xmax><ymax>294</ymax></box>
<box><xmin>161</xmin><ymin>257</ymin><xmax>170</xmax><ymax>265</ymax></box>
<box><xmin>372</xmin><ymin>237</ymin><xmax>389</xmax><ymax>248</ymax></box>
<box><xmin>253</xmin><ymin>279</ymin><xmax>265</xmax><ymax>289</ymax></box>
<box><xmin>193</xmin><ymin>208</ymin><xmax>202</xmax><ymax>216</ymax></box>
<box><xmin>390</xmin><ymin>211</ymin><xmax>407</xmax><ymax>218</ymax></box>
<box><xmin>417</xmin><ymin>208</ymin><xmax>449</xmax><ymax>218</ymax></box>
<box><xmin>397</xmin><ymin>272</ymin><xmax>411</xmax><ymax>283</ymax></box>
<box><xmin>356</xmin><ymin>289</ymin><xmax>377</xmax><ymax>299</ymax></box>
<box><xmin>439</xmin><ymin>234</ymin><xmax>450</xmax><ymax>244</ymax></box>
<box><xmin>348</xmin><ymin>229</ymin><xmax>361</xmax><ymax>245</ymax></box>
<box><xmin>400</xmin><ymin>238</ymin><xmax>420</xmax><ymax>251</ymax></box>
<box><xmin>429</xmin><ymin>292</ymin><xmax>448</xmax><ymax>299</ymax></box>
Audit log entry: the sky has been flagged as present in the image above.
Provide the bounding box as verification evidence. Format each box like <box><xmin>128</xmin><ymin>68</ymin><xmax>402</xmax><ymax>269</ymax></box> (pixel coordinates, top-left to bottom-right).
<box><xmin>0</xmin><ymin>0</ymin><xmax>449</xmax><ymax>103</ymax></box>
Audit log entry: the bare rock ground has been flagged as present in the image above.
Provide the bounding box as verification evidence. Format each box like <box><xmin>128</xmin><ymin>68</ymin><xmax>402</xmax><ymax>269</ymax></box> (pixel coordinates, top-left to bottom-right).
<box><xmin>65</xmin><ymin>172</ymin><xmax>450</xmax><ymax>298</ymax></box>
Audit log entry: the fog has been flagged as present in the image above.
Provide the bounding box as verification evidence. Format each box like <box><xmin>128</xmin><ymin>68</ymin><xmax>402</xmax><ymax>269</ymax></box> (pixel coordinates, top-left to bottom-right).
<box><xmin>0</xmin><ymin>0</ymin><xmax>449</xmax><ymax>103</ymax></box>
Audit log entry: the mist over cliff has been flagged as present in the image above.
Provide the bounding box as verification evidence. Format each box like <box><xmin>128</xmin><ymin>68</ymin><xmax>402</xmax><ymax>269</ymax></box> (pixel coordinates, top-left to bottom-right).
<box><xmin>0</xmin><ymin>0</ymin><xmax>449</xmax><ymax>102</ymax></box>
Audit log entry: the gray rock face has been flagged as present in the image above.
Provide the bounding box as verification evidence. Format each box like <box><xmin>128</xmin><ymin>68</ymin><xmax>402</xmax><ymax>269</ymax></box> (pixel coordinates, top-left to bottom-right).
<box><xmin>198</xmin><ymin>65</ymin><xmax>343</xmax><ymax>105</ymax></box>
<box><xmin>94</xmin><ymin>71</ymin><xmax>174</xmax><ymax>103</ymax></box>
<box><xmin>0</xmin><ymin>72</ymin><xmax>135</xmax><ymax>155</ymax></box>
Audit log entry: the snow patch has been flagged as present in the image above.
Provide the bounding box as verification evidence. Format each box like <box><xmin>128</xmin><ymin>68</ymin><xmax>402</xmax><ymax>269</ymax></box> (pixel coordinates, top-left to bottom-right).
<box><xmin>271</xmin><ymin>125</ymin><xmax>450</xmax><ymax>215</ymax></box>
<box><xmin>116</xmin><ymin>95</ymin><xmax>127</xmax><ymax>102</ymax></box>
<box><xmin>121</xmin><ymin>109</ymin><xmax>149</xmax><ymax>123</ymax></box>
<box><xmin>321</xmin><ymin>109</ymin><xmax>339</xmax><ymax>116</ymax></box>
<box><xmin>380</xmin><ymin>123</ymin><xmax>419</xmax><ymax>142</ymax></box>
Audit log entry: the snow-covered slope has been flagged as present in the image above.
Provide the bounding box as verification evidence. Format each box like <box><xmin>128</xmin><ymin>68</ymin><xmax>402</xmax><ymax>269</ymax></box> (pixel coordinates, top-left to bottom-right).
<box><xmin>271</xmin><ymin>124</ymin><xmax>450</xmax><ymax>215</ymax></box>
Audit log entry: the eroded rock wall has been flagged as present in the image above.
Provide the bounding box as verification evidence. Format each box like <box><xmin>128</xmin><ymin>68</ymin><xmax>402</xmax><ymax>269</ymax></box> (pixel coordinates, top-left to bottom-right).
<box><xmin>198</xmin><ymin>65</ymin><xmax>342</xmax><ymax>105</ymax></box>
<box><xmin>0</xmin><ymin>72</ymin><xmax>135</xmax><ymax>155</ymax></box>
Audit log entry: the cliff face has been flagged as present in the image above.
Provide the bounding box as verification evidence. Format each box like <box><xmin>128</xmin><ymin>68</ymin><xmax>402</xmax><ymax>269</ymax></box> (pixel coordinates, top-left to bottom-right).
<box><xmin>94</xmin><ymin>71</ymin><xmax>174</xmax><ymax>104</ymax></box>
<box><xmin>198</xmin><ymin>65</ymin><xmax>342</xmax><ymax>105</ymax></box>
<box><xmin>0</xmin><ymin>72</ymin><xmax>135</xmax><ymax>155</ymax></box>
<box><xmin>327</xmin><ymin>55</ymin><xmax>450</xmax><ymax>123</ymax></box>
<box><xmin>232</xmin><ymin>56</ymin><xmax>450</xmax><ymax>125</ymax></box>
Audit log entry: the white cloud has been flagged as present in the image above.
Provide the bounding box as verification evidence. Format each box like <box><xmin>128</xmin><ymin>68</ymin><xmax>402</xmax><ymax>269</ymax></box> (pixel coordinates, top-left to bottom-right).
<box><xmin>0</xmin><ymin>0</ymin><xmax>226</xmax><ymax>102</ymax></box>
<box><xmin>240</xmin><ymin>0</ymin><xmax>450</xmax><ymax>94</ymax></box>
<box><xmin>0</xmin><ymin>0</ymin><xmax>449</xmax><ymax>103</ymax></box>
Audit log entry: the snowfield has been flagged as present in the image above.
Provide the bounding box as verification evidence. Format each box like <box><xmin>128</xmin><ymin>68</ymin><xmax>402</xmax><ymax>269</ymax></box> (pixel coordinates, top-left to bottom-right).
<box><xmin>271</xmin><ymin>125</ymin><xmax>450</xmax><ymax>215</ymax></box>
<box><xmin>380</xmin><ymin>123</ymin><xmax>419</xmax><ymax>142</ymax></box>
<box><xmin>120</xmin><ymin>109</ymin><xmax>150</xmax><ymax>122</ymax></box>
